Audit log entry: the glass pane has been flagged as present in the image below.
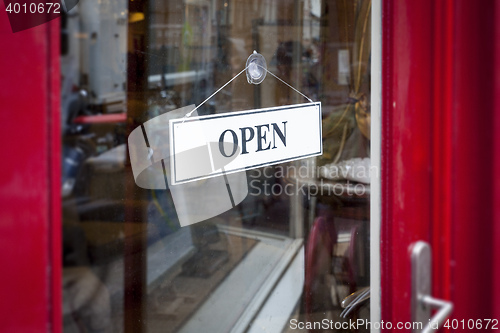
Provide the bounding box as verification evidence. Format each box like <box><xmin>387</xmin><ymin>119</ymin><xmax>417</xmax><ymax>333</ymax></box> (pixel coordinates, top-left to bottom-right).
<box><xmin>61</xmin><ymin>0</ymin><xmax>371</xmax><ymax>332</ymax></box>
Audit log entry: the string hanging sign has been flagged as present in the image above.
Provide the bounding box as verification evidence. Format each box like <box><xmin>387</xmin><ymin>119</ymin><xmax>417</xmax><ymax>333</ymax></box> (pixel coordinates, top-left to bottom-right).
<box><xmin>170</xmin><ymin>51</ymin><xmax>322</xmax><ymax>185</ymax></box>
<box><xmin>128</xmin><ymin>51</ymin><xmax>322</xmax><ymax>226</ymax></box>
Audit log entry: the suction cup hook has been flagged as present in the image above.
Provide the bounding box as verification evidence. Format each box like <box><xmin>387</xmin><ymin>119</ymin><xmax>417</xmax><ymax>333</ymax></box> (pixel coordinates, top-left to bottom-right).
<box><xmin>246</xmin><ymin>51</ymin><xmax>267</xmax><ymax>85</ymax></box>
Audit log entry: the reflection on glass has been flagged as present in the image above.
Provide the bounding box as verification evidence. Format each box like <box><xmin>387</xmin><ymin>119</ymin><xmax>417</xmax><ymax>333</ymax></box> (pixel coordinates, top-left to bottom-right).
<box><xmin>61</xmin><ymin>0</ymin><xmax>371</xmax><ymax>332</ymax></box>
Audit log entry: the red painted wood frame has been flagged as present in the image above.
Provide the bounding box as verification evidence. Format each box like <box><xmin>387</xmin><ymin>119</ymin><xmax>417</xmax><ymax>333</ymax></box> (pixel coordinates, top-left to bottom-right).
<box><xmin>382</xmin><ymin>0</ymin><xmax>500</xmax><ymax>329</ymax></box>
<box><xmin>0</xmin><ymin>12</ymin><xmax>61</xmax><ymax>333</ymax></box>
<box><xmin>1</xmin><ymin>0</ymin><xmax>499</xmax><ymax>331</ymax></box>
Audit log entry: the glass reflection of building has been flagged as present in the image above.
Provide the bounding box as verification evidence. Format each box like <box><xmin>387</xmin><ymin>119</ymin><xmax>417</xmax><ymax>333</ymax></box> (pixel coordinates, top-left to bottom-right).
<box><xmin>61</xmin><ymin>0</ymin><xmax>372</xmax><ymax>332</ymax></box>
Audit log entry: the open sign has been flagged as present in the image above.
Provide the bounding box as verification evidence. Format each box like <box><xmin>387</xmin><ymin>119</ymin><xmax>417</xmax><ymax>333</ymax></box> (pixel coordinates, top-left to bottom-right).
<box><xmin>169</xmin><ymin>102</ymin><xmax>322</xmax><ymax>185</ymax></box>
<box><xmin>218</xmin><ymin>121</ymin><xmax>287</xmax><ymax>157</ymax></box>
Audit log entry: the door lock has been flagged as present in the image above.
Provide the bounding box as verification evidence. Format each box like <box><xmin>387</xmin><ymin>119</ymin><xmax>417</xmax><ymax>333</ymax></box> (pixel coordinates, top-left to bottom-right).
<box><xmin>411</xmin><ymin>241</ymin><xmax>453</xmax><ymax>333</ymax></box>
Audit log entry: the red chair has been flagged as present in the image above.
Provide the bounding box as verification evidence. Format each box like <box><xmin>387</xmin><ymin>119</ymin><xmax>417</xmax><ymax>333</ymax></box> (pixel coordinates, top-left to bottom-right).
<box><xmin>305</xmin><ymin>214</ymin><xmax>361</xmax><ymax>324</ymax></box>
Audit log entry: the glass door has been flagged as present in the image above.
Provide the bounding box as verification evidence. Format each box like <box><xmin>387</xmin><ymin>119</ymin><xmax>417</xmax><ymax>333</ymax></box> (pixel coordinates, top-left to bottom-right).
<box><xmin>60</xmin><ymin>0</ymin><xmax>374</xmax><ymax>332</ymax></box>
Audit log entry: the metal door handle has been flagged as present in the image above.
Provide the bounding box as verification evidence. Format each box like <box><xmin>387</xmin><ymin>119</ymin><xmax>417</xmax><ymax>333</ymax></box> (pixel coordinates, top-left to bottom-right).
<box><xmin>420</xmin><ymin>295</ymin><xmax>453</xmax><ymax>333</ymax></box>
<box><xmin>411</xmin><ymin>241</ymin><xmax>453</xmax><ymax>333</ymax></box>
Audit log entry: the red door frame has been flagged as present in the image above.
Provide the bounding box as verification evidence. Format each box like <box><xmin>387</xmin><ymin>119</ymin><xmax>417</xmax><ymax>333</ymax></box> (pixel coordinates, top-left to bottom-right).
<box><xmin>1</xmin><ymin>0</ymin><xmax>499</xmax><ymax>331</ymax></box>
<box><xmin>0</xmin><ymin>12</ymin><xmax>61</xmax><ymax>333</ymax></box>
<box><xmin>382</xmin><ymin>0</ymin><xmax>500</xmax><ymax>329</ymax></box>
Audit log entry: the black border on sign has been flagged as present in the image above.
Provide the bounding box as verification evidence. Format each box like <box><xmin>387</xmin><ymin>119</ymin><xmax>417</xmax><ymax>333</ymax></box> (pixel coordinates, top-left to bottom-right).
<box><xmin>170</xmin><ymin>102</ymin><xmax>322</xmax><ymax>184</ymax></box>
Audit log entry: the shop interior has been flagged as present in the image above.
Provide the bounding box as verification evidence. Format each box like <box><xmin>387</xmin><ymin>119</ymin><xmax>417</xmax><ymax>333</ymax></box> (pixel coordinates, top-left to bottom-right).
<box><xmin>60</xmin><ymin>0</ymin><xmax>372</xmax><ymax>332</ymax></box>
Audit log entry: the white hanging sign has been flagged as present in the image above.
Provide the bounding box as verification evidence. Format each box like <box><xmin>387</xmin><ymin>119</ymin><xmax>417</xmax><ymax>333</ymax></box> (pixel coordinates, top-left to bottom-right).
<box><xmin>169</xmin><ymin>102</ymin><xmax>322</xmax><ymax>185</ymax></box>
